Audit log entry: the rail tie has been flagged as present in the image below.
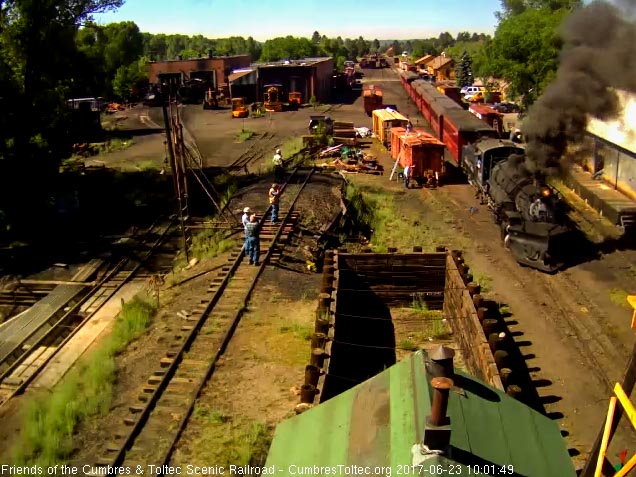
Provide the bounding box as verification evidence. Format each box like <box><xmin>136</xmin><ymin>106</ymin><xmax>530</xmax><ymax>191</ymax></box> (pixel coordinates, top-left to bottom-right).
<box><xmin>93</xmin><ymin>167</ymin><xmax>314</xmax><ymax>471</ymax></box>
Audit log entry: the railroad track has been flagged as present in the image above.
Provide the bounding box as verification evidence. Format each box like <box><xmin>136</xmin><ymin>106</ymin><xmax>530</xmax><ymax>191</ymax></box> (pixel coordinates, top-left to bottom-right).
<box><xmin>0</xmin><ymin>221</ymin><xmax>175</xmax><ymax>407</ymax></box>
<box><xmin>229</xmin><ymin>130</ymin><xmax>278</xmax><ymax>171</ymax></box>
<box><xmin>92</xmin><ymin>167</ymin><xmax>314</xmax><ymax>470</ymax></box>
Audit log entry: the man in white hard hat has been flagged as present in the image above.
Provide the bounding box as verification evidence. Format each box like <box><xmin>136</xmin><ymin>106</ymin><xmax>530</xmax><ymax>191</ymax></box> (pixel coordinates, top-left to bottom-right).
<box><xmin>241</xmin><ymin>207</ymin><xmax>252</xmax><ymax>250</ymax></box>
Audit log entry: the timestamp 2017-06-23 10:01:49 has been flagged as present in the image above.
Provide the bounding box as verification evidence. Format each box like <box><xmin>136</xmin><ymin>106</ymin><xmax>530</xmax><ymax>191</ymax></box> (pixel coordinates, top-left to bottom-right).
<box><xmin>401</xmin><ymin>464</ymin><xmax>515</xmax><ymax>475</ymax></box>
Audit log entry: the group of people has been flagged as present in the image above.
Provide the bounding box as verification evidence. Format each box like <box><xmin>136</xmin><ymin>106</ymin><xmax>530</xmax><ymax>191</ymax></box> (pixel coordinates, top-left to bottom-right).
<box><xmin>240</xmin><ymin>183</ymin><xmax>282</xmax><ymax>266</ymax></box>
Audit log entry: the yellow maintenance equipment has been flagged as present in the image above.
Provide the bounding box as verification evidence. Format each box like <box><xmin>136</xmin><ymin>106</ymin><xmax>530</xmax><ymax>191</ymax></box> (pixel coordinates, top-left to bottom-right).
<box><xmin>231</xmin><ymin>97</ymin><xmax>249</xmax><ymax>118</ymax></box>
<box><xmin>288</xmin><ymin>91</ymin><xmax>302</xmax><ymax>110</ymax></box>
<box><xmin>264</xmin><ymin>84</ymin><xmax>283</xmax><ymax>112</ymax></box>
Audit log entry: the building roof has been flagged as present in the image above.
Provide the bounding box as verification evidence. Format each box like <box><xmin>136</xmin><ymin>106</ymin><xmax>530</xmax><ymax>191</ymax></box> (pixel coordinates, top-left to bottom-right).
<box><xmin>373</xmin><ymin>108</ymin><xmax>409</xmax><ymax>122</ymax></box>
<box><xmin>146</xmin><ymin>54</ymin><xmax>250</xmax><ymax>64</ymax></box>
<box><xmin>428</xmin><ymin>56</ymin><xmax>455</xmax><ymax>70</ymax></box>
<box><xmin>252</xmin><ymin>57</ymin><xmax>333</xmax><ymax>68</ymax></box>
<box><xmin>414</xmin><ymin>55</ymin><xmax>434</xmax><ymax>65</ymax></box>
<box><xmin>228</xmin><ymin>70</ymin><xmax>254</xmax><ymax>82</ymax></box>
<box><xmin>265</xmin><ymin>350</ymin><xmax>576</xmax><ymax>477</ymax></box>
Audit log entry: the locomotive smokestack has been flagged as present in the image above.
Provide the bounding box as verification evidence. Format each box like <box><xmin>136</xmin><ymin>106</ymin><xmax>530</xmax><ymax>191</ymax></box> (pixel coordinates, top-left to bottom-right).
<box><xmin>522</xmin><ymin>0</ymin><xmax>636</xmax><ymax>177</ymax></box>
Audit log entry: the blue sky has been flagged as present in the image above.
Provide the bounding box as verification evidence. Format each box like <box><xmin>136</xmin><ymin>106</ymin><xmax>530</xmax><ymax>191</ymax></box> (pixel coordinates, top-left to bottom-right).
<box><xmin>93</xmin><ymin>0</ymin><xmax>502</xmax><ymax>40</ymax></box>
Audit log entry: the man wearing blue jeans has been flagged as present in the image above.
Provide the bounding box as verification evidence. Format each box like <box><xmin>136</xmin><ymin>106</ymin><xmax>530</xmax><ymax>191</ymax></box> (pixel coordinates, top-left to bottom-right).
<box><xmin>269</xmin><ymin>183</ymin><xmax>280</xmax><ymax>223</ymax></box>
<box><xmin>244</xmin><ymin>214</ymin><xmax>260</xmax><ymax>265</ymax></box>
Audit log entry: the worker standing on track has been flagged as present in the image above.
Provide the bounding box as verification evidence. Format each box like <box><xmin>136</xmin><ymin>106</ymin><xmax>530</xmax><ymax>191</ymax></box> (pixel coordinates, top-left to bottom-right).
<box><xmin>273</xmin><ymin>148</ymin><xmax>283</xmax><ymax>182</ymax></box>
<box><xmin>245</xmin><ymin>214</ymin><xmax>261</xmax><ymax>266</ymax></box>
<box><xmin>269</xmin><ymin>183</ymin><xmax>280</xmax><ymax>223</ymax></box>
<box><xmin>241</xmin><ymin>207</ymin><xmax>251</xmax><ymax>250</ymax></box>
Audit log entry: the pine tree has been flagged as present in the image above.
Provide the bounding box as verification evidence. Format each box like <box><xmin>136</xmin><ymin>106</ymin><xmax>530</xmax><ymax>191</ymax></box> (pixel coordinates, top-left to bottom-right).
<box><xmin>456</xmin><ymin>51</ymin><xmax>473</xmax><ymax>87</ymax></box>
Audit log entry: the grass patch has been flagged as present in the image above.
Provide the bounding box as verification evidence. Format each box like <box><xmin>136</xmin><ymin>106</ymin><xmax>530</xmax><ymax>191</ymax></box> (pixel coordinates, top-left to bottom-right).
<box><xmin>236</xmin><ymin>129</ymin><xmax>255</xmax><ymax>142</ymax></box>
<box><xmin>280</xmin><ymin>137</ymin><xmax>304</xmax><ymax>159</ymax></box>
<box><xmin>409</xmin><ymin>307</ymin><xmax>451</xmax><ymax>340</ymax></box>
<box><xmin>498</xmin><ymin>304</ymin><xmax>511</xmax><ymax>316</ymax></box>
<box><xmin>471</xmin><ymin>271</ymin><xmax>493</xmax><ymax>293</ymax></box>
<box><xmin>399</xmin><ymin>339</ymin><xmax>418</xmax><ymax>351</ymax></box>
<box><xmin>278</xmin><ymin>322</ymin><xmax>313</xmax><ymax>341</ymax></box>
<box><xmin>186</xmin><ymin>405</ymin><xmax>272</xmax><ymax>467</ymax></box>
<box><xmin>174</xmin><ymin>229</ymin><xmax>236</xmax><ymax>270</ymax></box>
<box><xmin>10</xmin><ymin>294</ymin><xmax>158</xmax><ymax>465</ymax></box>
<box><xmin>412</xmin><ymin>295</ymin><xmax>429</xmax><ymax>313</ymax></box>
<box><xmin>100</xmin><ymin>137</ymin><xmax>134</xmax><ymax>153</ymax></box>
<box><xmin>609</xmin><ymin>288</ymin><xmax>632</xmax><ymax>308</ymax></box>
<box><xmin>344</xmin><ymin>182</ymin><xmax>467</xmax><ymax>252</ymax></box>
<box><xmin>137</xmin><ymin>160</ymin><xmax>159</xmax><ymax>172</ymax></box>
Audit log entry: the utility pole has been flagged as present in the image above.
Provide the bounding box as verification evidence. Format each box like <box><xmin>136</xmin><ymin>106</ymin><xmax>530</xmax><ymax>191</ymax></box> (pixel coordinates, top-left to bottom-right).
<box><xmin>162</xmin><ymin>98</ymin><xmax>191</xmax><ymax>264</ymax></box>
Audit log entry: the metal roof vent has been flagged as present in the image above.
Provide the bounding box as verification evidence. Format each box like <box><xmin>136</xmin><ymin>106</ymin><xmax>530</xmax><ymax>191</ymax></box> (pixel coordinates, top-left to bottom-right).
<box><xmin>426</xmin><ymin>345</ymin><xmax>455</xmax><ymax>379</ymax></box>
<box><xmin>422</xmin><ymin>376</ymin><xmax>453</xmax><ymax>452</ymax></box>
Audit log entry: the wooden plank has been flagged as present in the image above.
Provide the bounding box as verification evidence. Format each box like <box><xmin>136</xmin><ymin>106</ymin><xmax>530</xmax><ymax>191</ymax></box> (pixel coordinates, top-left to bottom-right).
<box><xmin>613</xmin><ymin>383</ymin><xmax>636</xmax><ymax>430</ymax></box>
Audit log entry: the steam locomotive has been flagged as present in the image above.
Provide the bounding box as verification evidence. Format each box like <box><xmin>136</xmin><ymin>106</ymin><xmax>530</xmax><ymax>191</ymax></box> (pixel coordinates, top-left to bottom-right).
<box><xmin>398</xmin><ymin>71</ymin><xmax>571</xmax><ymax>272</ymax></box>
<box><xmin>462</xmin><ymin>139</ymin><xmax>570</xmax><ymax>272</ymax></box>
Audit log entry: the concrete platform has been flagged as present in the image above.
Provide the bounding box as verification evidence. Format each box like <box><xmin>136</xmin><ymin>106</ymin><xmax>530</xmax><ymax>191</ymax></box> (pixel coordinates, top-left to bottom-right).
<box><xmin>562</xmin><ymin>165</ymin><xmax>636</xmax><ymax>229</ymax></box>
<box><xmin>0</xmin><ymin>260</ymin><xmax>104</xmax><ymax>367</ymax></box>
<box><xmin>30</xmin><ymin>282</ymin><xmax>144</xmax><ymax>390</ymax></box>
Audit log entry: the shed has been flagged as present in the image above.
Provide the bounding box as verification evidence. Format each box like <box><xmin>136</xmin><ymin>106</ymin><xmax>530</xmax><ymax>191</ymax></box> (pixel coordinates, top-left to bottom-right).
<box><xmin>265</xmin><ymin>350</ymin><xmax>577</xmax><ymax>477</ymax></box>
<box><xmin>372</xmin><ymin>109</ymin><xmax>409</xmax><ymax>147</ymax></box>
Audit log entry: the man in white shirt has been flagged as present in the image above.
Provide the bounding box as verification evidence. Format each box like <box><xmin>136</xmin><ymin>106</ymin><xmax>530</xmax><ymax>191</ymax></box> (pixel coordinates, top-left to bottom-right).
<box><xmin>273</xmin><ymin>148</ymin><xmax>283</xmax><ymax>181</ymax></box>
<box><xmin>404</xmin><ymin>164</ymin><xmax>411</xmax><ymax>189</ymax></box>
<box><xmin>241</xmin><ymin>207</ymin><xmax>251</xmax><ymax>249</ymax></box>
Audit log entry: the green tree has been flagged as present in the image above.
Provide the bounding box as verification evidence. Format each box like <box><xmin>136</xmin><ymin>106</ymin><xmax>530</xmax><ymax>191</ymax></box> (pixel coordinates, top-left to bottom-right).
<box><xmin>0</xmin><ymin>0</ymin><xmax>123</xmax><ymax>242</ymax></box>
<box><xmin>311</xmin><ymin>31</ymin><xmax>321</xmax><ymax>43</ymax></box>
<box><xmin>477</xmin><ymin>7</ymin><xmax>569</xmax><ymax>106</ymax></box>
<box><xmin>372</xmin><ymin>39</ymin><xmax>380</xmax><ymax>51</ymax></box>
<box><xmin>113</xmin><ymin>57</ymin><xmax>149</xmax><ymax>101</ymax></box>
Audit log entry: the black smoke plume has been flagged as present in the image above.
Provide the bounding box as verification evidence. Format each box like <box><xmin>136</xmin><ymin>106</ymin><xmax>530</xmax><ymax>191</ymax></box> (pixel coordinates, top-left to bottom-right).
<box><xmin>522</xmin><ymin>0</ymin><xmax>636</xmax><ymax>177</ymax></box>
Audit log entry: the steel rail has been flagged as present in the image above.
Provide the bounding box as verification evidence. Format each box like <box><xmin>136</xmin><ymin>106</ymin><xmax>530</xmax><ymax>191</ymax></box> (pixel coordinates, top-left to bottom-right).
<box><xmin>0</xmin><ymin>220</ymin><xmax>175</xmax><ymax>407</ymax></box>
<box><xmin>96</xmin><ymin>167</ymin><xmax>314</xmax><ymax>469</ymax></box>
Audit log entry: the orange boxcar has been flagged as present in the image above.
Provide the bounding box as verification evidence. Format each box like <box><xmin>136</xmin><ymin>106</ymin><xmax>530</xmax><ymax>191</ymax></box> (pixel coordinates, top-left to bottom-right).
<box><xmin>391</xmin><ymin>128</ymin><xmax>446</xmax><ymax>186</ymax></box>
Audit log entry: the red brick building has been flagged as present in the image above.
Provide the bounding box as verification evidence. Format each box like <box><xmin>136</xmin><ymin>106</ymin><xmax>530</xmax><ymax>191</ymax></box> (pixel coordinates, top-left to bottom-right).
<box><xmin>146</xmin><ymin>54</ymin><xmax>251</xmax><ymax>88</ymax></box>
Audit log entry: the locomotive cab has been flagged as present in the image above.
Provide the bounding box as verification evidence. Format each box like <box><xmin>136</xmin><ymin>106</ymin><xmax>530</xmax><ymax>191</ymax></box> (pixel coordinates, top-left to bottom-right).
<box><xmin>462</xmin><ymin>139</ymin><xmax>524</xmax><ymax>202</ymax></box>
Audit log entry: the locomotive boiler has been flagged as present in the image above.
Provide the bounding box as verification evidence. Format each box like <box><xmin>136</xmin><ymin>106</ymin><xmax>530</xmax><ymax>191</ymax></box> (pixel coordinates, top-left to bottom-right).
<box><xmin>462</xmin><ymin>138</ymin><xmax>570</xmax><ymax>272</ymax></box>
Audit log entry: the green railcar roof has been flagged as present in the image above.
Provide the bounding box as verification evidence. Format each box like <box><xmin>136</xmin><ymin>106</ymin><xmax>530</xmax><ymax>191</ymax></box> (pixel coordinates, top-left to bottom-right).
<box><xmin>265</xmin><ymin>350</ymin><xmax>576</xmax><ymax>477</ymax></box>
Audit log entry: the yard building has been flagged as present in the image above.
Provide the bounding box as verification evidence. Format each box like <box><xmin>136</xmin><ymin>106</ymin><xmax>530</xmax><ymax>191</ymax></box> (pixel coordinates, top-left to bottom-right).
<box><xmin>146</xmin><ymin>54</ymin><xmax>251</xmax><ymax>88</ymax></box>
<box><xmin>426</xmin><ymin>55</ymin><xmax>456</xmax><ymax>82</ymax></box>
<box><xmin>253</xmin><ymin>57</ymin><xmax>334</xmax><ymax>105</ymax></box>
<box><xmin>560</xmin><ymin>89</ymin><xmax>636</xmax><ymax>230</ymax></box>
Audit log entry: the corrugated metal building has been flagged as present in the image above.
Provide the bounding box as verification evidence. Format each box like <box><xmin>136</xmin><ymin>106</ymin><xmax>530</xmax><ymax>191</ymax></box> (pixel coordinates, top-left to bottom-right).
<box><xmin>266</xmin><ymin>349</ymin><xmax>576</xmax><ymax>477</ymax></box>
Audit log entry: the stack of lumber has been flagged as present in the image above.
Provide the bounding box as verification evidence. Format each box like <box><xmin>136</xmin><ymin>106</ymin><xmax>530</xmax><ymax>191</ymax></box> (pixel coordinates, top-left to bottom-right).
<box><xmin>332</xmin><ymin>121</ymin><xmax>357</xmax><ymax>146</ymax></box>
